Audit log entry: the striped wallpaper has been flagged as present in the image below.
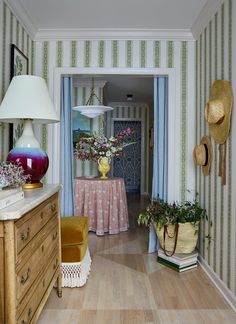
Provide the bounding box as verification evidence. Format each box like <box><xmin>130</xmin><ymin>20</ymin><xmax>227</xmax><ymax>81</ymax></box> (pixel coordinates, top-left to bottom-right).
<box><xmin>34</xmin><ymin>38</ymin><xmax>196</xmax><ymax>200</ymax></box>
<box><xmin>105</xmin><ymin>103</ymin><xmax>150</xmax><ymax>193</ymax></box>
<box><xmin>196</xmin><ymin>0</ymin><xmax>236</xmax><ymax>297</ymax></box>
<box><xmin>73</xmin><ymin>84</ymin><xmax>104</xmax><ymax>178</ymax></box>
<box><xmin>1</xmin><ymin>0</ymin><xmax>235</xmax><ymax>304</ymax></box>
<box><xmin>0</xmin><ymin>0</ymin><xmax>34</xmax><ymax>160</ymax></box>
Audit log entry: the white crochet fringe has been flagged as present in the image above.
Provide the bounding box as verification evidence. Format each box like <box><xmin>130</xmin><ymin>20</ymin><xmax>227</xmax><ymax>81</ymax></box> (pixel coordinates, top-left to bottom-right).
<box><xmin>61</xmin><ymin>248</ymin><xmax>92</xmax><ymax>288</ymax></box>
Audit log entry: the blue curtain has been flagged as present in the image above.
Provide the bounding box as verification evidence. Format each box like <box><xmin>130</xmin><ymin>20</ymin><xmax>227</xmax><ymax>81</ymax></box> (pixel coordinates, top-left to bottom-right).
<box><xmin>148</xmin><ymin>76</ymin><xmax>168</xmax><ymax>253</ymax></box>
<box><xmin>60</xmin><ymin>77</ymin><xmax>74</xmax><ymax>216</ymax></box>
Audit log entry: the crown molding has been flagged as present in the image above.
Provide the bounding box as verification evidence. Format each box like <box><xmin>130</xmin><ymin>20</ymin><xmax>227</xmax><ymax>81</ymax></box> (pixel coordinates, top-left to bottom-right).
<box><xmin>191</xmin><ymin>0</ymin><xmax>225</xmax><ymax>40</ymax></box>
<box><xmin>5</xmin><ymin>0</ymin><xmax>37</xmax><ymax>39</ymax></box>
<box><xmin>35</xmin><ymin>28</ymin><xmax>195</xmax><ymax>41</ymax></box>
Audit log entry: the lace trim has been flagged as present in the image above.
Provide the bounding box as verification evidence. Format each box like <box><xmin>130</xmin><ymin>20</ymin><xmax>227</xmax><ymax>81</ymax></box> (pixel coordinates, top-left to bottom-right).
<box><xmin>61</xmin><ymin>248</ymin><xmax>92</xmax><ymax>287</ymax></box>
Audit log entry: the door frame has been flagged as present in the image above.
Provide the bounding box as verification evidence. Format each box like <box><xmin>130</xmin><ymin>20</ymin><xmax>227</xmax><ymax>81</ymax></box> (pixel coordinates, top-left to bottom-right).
<box><xmin>51</xmin><ymin>67</ymin><xmax>178</xmax><ymax>202</ymax></box>
<box><xmin>111</xmin><ymin>118</ymin><xmax>145</xmax><ymax>194</ymax></box>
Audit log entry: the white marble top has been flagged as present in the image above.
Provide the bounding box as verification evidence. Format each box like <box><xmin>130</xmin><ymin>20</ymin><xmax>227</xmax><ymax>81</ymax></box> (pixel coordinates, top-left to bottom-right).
<box><xmin>0</xmin><ymin>184</ymin><xmax>61</xmax><ymax>221</ymax></box>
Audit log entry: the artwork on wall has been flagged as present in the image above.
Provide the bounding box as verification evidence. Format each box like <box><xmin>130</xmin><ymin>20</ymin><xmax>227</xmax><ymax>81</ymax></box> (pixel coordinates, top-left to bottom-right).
<box><xmin>72</xmin><ymin>110</ymin><xmax>91</xmax><ymax>147</ymax></box>
<box><xmin>10</xmin><ymin>44</ymin><xmax>28</xmax><ymax>79</ymax></box>
<box><xmin>9</xmin><ymin>44</ymin><xmax>29</xmax><ymax>149</ymax></box>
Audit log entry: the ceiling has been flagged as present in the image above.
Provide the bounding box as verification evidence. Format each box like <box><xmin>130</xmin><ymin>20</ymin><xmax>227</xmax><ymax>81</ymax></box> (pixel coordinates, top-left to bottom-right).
<box><xmin>19</xmin><ymin>0</ymin><xmax>207</xmax><ymax>31</ymax></box>
<box><xmin>73</xmin><ymin>75</ymin><xmax>154</xmax><ymax>105</ymax></box>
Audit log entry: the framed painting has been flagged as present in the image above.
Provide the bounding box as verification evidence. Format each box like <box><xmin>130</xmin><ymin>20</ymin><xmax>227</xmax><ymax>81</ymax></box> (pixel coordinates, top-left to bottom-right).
<box><xmin>72</xmin><ymin>110</ymin><xmax>91</xmax><ymax>147</ymax></box>
<box><xmin>9</xmin><ymin>44</ymin><xmax>29</xmax><ymax>149</ymax></box>
<box><xmin>10</xmin><ymin>44</ymin><xmax>28</xmax><ymax>79</ymax></box>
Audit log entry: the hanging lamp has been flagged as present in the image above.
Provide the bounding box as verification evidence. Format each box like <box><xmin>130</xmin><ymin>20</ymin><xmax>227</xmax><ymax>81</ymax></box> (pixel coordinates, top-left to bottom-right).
<box><xmin>73</xmin><ymin>78</ymin><xmax>113</xmax><ymax>118</ymax></box>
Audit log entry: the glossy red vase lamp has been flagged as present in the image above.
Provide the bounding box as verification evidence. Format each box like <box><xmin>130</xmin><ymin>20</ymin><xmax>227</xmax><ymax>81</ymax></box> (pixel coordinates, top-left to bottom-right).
<box><xmin>0</xmin><ymin>75</ymin><xmax>59</xmax><ymax>189</ymax></box>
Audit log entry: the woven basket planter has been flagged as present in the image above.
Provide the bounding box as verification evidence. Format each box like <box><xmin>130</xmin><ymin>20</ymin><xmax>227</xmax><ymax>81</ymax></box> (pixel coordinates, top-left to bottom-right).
<box><xmin>154</xmin><ymin>221</ymin><xmax>199</xmax><ymax>255</ymax></box>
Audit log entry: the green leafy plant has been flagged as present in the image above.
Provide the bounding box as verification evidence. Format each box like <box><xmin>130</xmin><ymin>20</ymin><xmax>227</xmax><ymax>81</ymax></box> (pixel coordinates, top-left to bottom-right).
<box><xmin>137</xmin><ymin>198</ymin><xmax>206</xmax><ymax>229</ymax></box>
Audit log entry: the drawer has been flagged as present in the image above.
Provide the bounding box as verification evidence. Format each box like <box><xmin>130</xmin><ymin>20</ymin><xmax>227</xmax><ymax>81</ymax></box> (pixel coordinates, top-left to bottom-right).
<box><xmin>15</xmin><ymin>193</ymin><xmax>58</xmax><ymax>255</ymax></box>
<box><xmin>17</xmin><ymin>251</ymin><xmax>59</xmax><ymax>323</ymax></box>
<box><xmin>16</xmin><ymin>221</ymin><xmax>58</xmax><ymax>302</ymax></box>
<box><xmin>16</xmin><ymin>213</ymin><xmax>59</xmax><ymax>268</ymax></box>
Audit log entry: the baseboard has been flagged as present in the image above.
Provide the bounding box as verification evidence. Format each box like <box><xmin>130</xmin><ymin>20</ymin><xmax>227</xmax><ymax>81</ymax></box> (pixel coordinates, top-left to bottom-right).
<box><xmin>199</xmin><ymin>255</ymin><xmax>236</xmax><ymax>312</ymax></box>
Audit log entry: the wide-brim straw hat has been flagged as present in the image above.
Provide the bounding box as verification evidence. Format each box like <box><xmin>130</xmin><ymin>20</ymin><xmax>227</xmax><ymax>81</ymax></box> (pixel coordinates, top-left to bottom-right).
<box><xmin>193</xmin><ymin>136</ymin><xmax>212</xmax><ymax>175</ymax></box>
<box><xmin>204</xmin><ymin>80</ymin><xmax>233</xmax><ymax>144</ymax></box>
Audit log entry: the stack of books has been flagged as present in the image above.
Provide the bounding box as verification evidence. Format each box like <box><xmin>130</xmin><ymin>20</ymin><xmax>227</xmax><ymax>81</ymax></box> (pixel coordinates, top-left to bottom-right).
<box><xmin>157</xmin><ymin>249</ymin><xmax>198</xmax><ymax>272</ymax></box>
<box><xmin>0</xmin><ymin>187</ymin><xmax>24</xmax><ymax>210</ymax></box>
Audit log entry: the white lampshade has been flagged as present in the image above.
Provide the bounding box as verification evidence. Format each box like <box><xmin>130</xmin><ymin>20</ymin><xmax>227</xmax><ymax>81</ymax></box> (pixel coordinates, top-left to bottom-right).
<box><xmin>0</xmin><ymin>75</ymin><xmax>59</xmax><ymax>123</ymax></box>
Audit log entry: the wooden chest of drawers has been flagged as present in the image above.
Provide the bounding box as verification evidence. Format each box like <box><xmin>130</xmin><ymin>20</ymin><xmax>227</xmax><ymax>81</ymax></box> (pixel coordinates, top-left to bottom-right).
<box><xmin>0</xmin><ymin>185</ymin><xmax>62</xmax><ymax>324</ymax></box>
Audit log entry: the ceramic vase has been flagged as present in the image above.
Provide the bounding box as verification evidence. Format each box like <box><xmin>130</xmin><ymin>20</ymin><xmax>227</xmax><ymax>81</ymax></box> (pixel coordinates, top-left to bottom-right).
<box><xmin>98</xmin><ymin>157</ymin><xmax>110</xmax><ymax>179</ymax></box>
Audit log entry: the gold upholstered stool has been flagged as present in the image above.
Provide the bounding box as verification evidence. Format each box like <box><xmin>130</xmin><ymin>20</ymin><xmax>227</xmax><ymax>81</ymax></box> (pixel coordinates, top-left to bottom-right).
<box><xmin>61</xmin><ymin>216</ymin><xmax>91</xmax><ymax>287</ymax></box>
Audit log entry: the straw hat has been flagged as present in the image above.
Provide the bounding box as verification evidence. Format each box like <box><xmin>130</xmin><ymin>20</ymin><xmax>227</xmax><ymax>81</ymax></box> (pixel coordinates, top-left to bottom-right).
<box><xmin>205</xmin><ymin>80</ymin><xmax>233</xmax><ymax>144</ymax></box>
<box><xmin>193</xmin><ymin>136</ymin><xmax>212</xmax><ymax>175</ymax></box>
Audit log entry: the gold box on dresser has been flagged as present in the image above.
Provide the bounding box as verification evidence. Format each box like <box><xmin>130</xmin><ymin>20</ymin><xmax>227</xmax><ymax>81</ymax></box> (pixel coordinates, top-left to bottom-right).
<box><xmin>0</xmin><ymin>185</ymin><xmax>62</xmax><ymax>324</ymax></box>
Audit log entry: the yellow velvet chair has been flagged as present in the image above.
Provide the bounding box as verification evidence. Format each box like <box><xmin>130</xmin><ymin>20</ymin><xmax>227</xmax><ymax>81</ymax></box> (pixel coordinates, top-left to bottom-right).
<box><xmin>61</xmin><ymin>216</ymin><xmax>91</xmax><ymax>287</ymax></box>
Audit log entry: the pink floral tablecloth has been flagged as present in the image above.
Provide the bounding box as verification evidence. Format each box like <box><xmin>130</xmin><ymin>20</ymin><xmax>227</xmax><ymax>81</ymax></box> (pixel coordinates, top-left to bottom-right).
<box><xmin>74</xmin><ymin>177</ymin><xmax>129</xmax><ymax>235</ymax></box>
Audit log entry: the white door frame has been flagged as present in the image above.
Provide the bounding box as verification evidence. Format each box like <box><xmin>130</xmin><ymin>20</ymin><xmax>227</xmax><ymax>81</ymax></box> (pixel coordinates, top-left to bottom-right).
<box><xmin>51</xmin><ymin>67</ymin><xmax>178</xmax><ymax>202</ymax></box>
<box><xmin>111</xmin><ymin>118</ymin><xmax>144</xmax><ymax>194</ymax></box>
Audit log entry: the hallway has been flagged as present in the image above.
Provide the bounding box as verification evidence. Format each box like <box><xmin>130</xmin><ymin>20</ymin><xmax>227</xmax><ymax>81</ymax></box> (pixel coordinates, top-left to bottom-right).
<box><xmin>38</xmin><ymin>195</ymin><xmax>236</xmax><ymax>323</ymax></box>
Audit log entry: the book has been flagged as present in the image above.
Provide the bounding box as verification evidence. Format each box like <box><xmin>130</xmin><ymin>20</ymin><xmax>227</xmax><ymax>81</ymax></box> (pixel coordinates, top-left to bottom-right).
<box><xmin>0</xmin><ymin>187</ymin><xmax>23</xmax><ymax>199</ymax></box>
<box><xmin>0</xmin><ymin>191</ymin><xmax>24</xmax><ymax>210</ymax></box>
<box><xmin>158</xmin><ymin>249</ymin><xmax>198</xmax><ymax>266</ymax></box>
<box><xmin>157</xmin><ymin>256</ymin><xmax>197</xmax><ymax>269</ymax></box>
<box><xmin>157</xmin><ymin>257</ymin><xmax>198</xmax><ymax>272</ymax></box>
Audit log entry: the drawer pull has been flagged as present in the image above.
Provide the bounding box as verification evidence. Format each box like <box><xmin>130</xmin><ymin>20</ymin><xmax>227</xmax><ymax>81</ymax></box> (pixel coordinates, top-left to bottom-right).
<box><xmin>52</xmin><ymin>232</ymin><xmax>58</xmax><ymax>241</ymax></box>
<box><xmin>21</xmin><ymin>227</ymin><xmax>30</xmax><ymax>242</ymax></box>
<box><xmin>51</xmin><ymin>203</ymin><xmax>56</xmax><ymax>213</ymax></box>
<box><xmin>21</xmin><ymin>268</ymin><xmax>31</xmax><ymax>285</ymax></box>
<box><xmin>40</xmin><ymin>211</ymin><xmax>44</xmax><ymax>219</ymax></box>
<box><xmin>21</xmin><ymin>307</ymin><xmax>32</xmax><ymax>324</ymax></box>
<box><xmin>41</xmin><ymin>244</ymin><xmax>44</xmax><ymax>253</ymax></box>
<box><xmin>53</xmin><ymin>258</ymin><xmax>59</xmax><ymax>270</ymax></box>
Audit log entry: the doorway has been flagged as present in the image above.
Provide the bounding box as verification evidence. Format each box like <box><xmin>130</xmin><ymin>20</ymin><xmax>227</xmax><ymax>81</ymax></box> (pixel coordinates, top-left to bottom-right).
<box><xmin>113</xmin><ymin>120</ymin><xmax>142</xmax><ymax>193</ymax></box>
<box><xmin>53</xmin><ymin>67</ymin><xmax>177</xmax><ymax>202</ymax></box>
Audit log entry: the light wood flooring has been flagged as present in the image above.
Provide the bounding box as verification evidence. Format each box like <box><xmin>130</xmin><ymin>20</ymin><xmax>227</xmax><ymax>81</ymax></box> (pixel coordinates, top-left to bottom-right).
<box><xmin>38</xmin><ymin>194</ymin><xmax>236</xmax><ymax>324</ymax></box>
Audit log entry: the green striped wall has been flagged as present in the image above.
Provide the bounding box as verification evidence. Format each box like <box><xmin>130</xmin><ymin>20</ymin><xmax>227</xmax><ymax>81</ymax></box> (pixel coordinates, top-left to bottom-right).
<box><xmin>35</xmin><ymin>38</ymin><xmax>195</xmax><ymax>199</ymax></box>
<box><xmin>196</xmin><ymin>0</ymin><xmax>235</xmax><ymax>296</ymax></box>
<box><xmin>73</xmin><ymin>84</ymin><xmax>103</xmax><ymax>178</ymax></box>
<box><xmin>0</xmin><ymin>0</ymin><xmax>35</xmax><ymax>160</ymax></box>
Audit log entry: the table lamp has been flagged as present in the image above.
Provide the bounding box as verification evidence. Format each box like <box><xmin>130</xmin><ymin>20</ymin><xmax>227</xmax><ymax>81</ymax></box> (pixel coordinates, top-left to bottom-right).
<box><xmin>0</xmin><ymin>75</ymin><xmax>59</xmax><ymax>189</ymax></box>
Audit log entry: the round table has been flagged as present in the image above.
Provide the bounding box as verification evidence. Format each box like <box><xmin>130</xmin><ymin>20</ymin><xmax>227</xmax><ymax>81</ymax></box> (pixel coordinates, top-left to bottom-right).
<box><xmin>74</xmin><ymin>177</ymin><xmax>129</xmax><ymax>235</ymax></box>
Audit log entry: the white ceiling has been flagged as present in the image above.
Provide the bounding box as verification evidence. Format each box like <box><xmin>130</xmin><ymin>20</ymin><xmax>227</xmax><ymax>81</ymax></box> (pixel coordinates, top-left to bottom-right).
<box><xmin>19</xmin><ymin>0</ymin><xmax>207</xmax><ymax>31</ymax></box>
<box><xmin>73</xmin><ymin>75</ymin><xmax>154</xmax><ymax>105</ymax></box>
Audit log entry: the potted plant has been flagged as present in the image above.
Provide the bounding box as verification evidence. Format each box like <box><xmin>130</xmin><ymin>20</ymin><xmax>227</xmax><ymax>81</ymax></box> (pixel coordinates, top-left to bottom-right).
<box><xmin>138</xmin><ymin>198</ymin><xmax>206</xmax><ymax>256</ymax></box>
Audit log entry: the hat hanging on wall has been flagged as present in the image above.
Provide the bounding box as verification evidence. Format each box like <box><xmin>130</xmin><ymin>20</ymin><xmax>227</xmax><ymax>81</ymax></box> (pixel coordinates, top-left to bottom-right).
<box><xmin>204</xmin><ymin>80</ymin><xmax>233</xmax><ymax>185</ymax></box>
<box><xmin>204</xmin><ymin>80</ymin><xmax>233</xmax><ymax>144</ymax></box>
<box><xmin>193</xmin><ymin>136</ymin><xmax>212</xmax><ymax>176</ymax></box>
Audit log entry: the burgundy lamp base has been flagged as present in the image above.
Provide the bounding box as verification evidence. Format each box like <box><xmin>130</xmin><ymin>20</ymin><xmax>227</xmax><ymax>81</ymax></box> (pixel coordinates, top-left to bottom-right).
<box><xmin>7</xmin><ymin>147</ymin><xmax>49</xmax><ymax>189</ymax></box>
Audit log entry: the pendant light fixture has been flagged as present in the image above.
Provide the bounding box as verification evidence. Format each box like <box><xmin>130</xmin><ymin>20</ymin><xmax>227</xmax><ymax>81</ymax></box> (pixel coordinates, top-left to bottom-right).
<box><xmin>73</xmin><ymin>78</ymin><xmax>113</xmax><ymax>118</ymax></box>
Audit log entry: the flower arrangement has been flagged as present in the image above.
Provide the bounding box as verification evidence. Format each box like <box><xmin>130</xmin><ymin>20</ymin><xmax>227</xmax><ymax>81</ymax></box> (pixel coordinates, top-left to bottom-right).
<box><xmin>74</xmin><ymin>128</ymin><xmax>136</xmax><ymax>161</ymax></box>
<box><xmin>137</xmin><ymin>197</ymin><xmax>206</xmax><ymax>229</ymax></box>
<box><xmin>0</xmin><ymin>161</ymin><xmax>30</xmax><ymax>188</ymax></box>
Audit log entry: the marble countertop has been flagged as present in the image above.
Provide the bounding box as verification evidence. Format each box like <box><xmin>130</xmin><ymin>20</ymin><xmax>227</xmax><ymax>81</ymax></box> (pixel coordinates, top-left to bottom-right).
<box><xmin>0</xmin><ymin>184</ymin><xmax>61</xmax><ymax>221</ymax></box>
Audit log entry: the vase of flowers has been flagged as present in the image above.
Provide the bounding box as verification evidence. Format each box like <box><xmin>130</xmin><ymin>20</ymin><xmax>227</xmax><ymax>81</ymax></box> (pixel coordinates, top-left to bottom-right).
<box><xmin>0</xmin><ymin>161</ymin><xmax>30</xmax><ymax>189</ymax></box>
<box><xmin>98</xmin><ymin>156</ymin><xmax>111</xmax><ymax>179</ymax></box>
<box><xmin>74</xmin><ymin>128</ymin><xmax>136</xmax><ymax>179</ymax></box>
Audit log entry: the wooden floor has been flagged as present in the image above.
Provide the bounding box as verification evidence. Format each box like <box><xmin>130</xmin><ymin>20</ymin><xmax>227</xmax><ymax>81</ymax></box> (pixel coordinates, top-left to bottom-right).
<box><xmin>38</xmin><ymin>194</ymin><xmax>236</xmax><ymax>323</ymax></box>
